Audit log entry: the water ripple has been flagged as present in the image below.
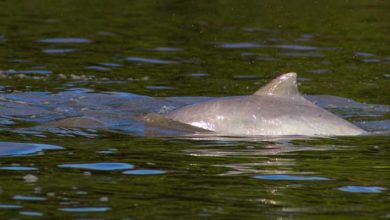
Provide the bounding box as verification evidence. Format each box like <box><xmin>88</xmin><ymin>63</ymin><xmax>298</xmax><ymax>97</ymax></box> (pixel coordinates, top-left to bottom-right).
<box><xmin>37</xmin><ymin>38</ymin><xmax>92</xmax><ymax>44</ymax></box>
<box><xmin>0</xmin><ymin>166</ymin><xmax>38</xmax><ymax>171</ymax></box>
<box><xmin>42</xmin><ymin>49</ymin><xmax>77</xmax><ymax>54</ymax></box>
<box><xmin>126</xmin><ymin>57</ymin><xmax>179</xmax><ymax>64</ymax></box>
<box><xmin>58</xmin><ymin>162</ymin><xmax>134</xmax><ymax>171</ymax></box>
<box><xmin>0</xmin><ymin>142</ymin><xmax>63</xmax><ymax>157</ymax></box>
<box><xmin>123</xmin><ymin>169</ymin><xmax>166</xmax><ymax>175</ymax></box>
<box><xmin>13</xmin><ymin>195</ymin><xmax>47</xmax><ymax>201</ymax></box>
<box><xmin>59</xmin><ymin>207</ymin><xmax>111</xmax><ymax>212</ymax></box>
<box><xmin>338</xmin><ymin>186</ymin><xmax>386</xmax><ymax>193</ymax></box>
<box><xmin>254</xmin><ymin>174</ymin><xmax>330</xmax><ymax>181</ymax></box>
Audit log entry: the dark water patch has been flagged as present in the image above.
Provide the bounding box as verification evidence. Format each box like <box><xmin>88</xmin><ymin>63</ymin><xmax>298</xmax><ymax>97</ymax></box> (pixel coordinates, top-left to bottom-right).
<box><xmin>9</xmin><ymin>59</ymin><xmax>31</xmax><ymax>63</ymax></box>
<box><xmin>338</xmin><ymin>186</ymin><xmax>386</xmax><ymax>193</ymax></box>
<box><xmin>123</xmin><ymin>169</ymin><xmax>166</xmax><ymax>175</ymax></box>
<box><xmin>85</xmin><ymin>66</ymin><xmax>112</xmax><ymax>71</ymax></box>
<box><xmin>0</xmin><ymin>166</ymin><xmax>38</xmax><ymax>171</ymax></box>
<box><xmin>242</xmin><ymin>27</ymin><xmax>276</xmax><ymax>33</ymax></box>
<box><xmin>126</xmin><ymin>57</ymin><xmax>179</xmax><ymax>64</ymax></box>
<box><xmin>256</xmin><ymin>56</ymin><xmax>277</xmax><ymax>61</ymax></box>
<box><xmin>233</xmin><ymin>75</ymin><xmax>263</xmax><ymax>80</ymax></box>
<box><xmin>0</xmin><ymin>142</ymin><xmax>63</xmax><ymax>157</ymax></box>
<box><xmin>240</xmin><ymin>53</ymin><xmax>277</xmax><ymax>61</ymax></box>
<box><xmin>42</xmin><ymin>49</ymin><xmax>77</xmax><ymax>54</ymax></box>
<box><xmin>218</xmin><ymin>42</ymin><xmax>264</xmax><ymax>49</ymax></box>
<box><xmin>19</xmin><ymin>211</ymin><xmax>43</xmax><ymax>217</ymax></box>
<box><xmin>58</xmin><ymin>162</ymin><xmax>134</xmax><ymax>171</ymax></box>
<box><xmin>36</xmin><ymin>38</ymin><xmax>92</xmax><ymax>44</ymax></box>
<box><xmin>59</xmin><ymin>207</ymin><xmax>111</xmax><ymax>213</ymax></box>
<box><xmin>13</xmin><ymin>195</ymin><xmax>47</xmax><ymax>201</ymax></box>
<box><xmin>254</xmin><ymin>174</ymin><xmax>330</xmax><ymax>181</ymax></box>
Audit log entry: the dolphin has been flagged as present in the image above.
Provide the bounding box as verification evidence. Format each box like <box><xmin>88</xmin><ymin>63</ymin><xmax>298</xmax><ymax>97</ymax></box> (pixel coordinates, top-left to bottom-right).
<box><xmin>164</xmin><ymin>72</ymin><xmax>365</xmax><ymax>136</ymax></box>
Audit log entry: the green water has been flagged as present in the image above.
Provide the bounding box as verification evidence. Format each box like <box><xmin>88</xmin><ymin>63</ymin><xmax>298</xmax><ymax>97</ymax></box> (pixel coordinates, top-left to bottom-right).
<box><xmin>0</xmin><ymin>0</ymin><xmax>389</xmax><ymax>219</ymax></box>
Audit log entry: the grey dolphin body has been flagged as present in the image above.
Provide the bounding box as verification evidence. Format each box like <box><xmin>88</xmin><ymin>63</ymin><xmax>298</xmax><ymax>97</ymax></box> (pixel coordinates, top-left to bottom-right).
<box><xmin>165</xmin><ymin>73</ymin><xmax>365</xmax><ymax>136</ymax></box>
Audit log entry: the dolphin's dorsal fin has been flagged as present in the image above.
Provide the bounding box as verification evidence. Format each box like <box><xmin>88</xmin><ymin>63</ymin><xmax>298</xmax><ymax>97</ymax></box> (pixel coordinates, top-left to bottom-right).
<box><xmin>254</xmin><ymin>72</ymin><xmax>301</xmax><ymax>98</ymax></box>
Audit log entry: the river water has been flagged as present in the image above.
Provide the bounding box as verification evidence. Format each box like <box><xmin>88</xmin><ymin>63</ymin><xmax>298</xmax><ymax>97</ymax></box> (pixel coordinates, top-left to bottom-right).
<box><xmin>0</xmin><ymin>0</ymin><xmax>389</xmax><ymax>219</ymax></box>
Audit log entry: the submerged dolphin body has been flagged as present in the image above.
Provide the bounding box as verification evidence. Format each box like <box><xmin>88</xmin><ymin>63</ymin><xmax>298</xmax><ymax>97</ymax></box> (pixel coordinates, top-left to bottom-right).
<box><xmin>164</xmin><ymin>73</ymin><xmax>365</xmax><ymax>136</ymax></box>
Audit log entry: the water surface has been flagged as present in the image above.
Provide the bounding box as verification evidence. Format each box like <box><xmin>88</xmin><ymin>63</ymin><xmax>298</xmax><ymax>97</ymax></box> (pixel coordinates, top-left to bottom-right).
<box><xmin>0</xmin><ymin>0</ymin><xmax>389</xmax><ymax>219</ymax></box>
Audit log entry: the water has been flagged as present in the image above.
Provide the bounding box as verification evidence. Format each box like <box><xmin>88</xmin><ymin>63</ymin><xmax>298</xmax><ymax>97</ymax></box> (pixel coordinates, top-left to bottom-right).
<box><xmin>0</xmin><ymin>0</ymin><xmax>389</xmax><ymax>219</ymax></box>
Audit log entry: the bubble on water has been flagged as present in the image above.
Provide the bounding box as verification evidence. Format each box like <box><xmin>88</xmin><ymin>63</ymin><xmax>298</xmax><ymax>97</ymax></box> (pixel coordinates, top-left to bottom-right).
<box><xmin>58</xmin><ymin>162</ymin><xmax>134</xmax><ymax>171</ymax></box>
<box><xmin>123</xmin><ymin>169</ymin><xmax>166</xmax><ymax>175</ymax></box>
<box><xmin>254</xmin><ymin>174</ymin><xmax>329</xmax><ymax>181</ymax></box>
<box><xmin>338</xmin><ymin>186</ymin><xmax>386</xmax><ymax>193</ymax></box>
<box><xmin>23</xmin><ymin>174</ymin><xmax>39</xmax><ymax>183</ymax></box>
<box><xmin>99</xmin><ymin>196</ymin><xmax>109</xmax><ymax>202</ymax></box>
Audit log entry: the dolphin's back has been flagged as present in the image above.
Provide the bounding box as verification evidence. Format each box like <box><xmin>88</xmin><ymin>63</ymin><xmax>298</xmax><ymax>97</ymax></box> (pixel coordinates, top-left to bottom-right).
<box><xmin>165</xmin><ymin>95</ymin><xmax>364</xmax><ymax>136</ymax></box>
